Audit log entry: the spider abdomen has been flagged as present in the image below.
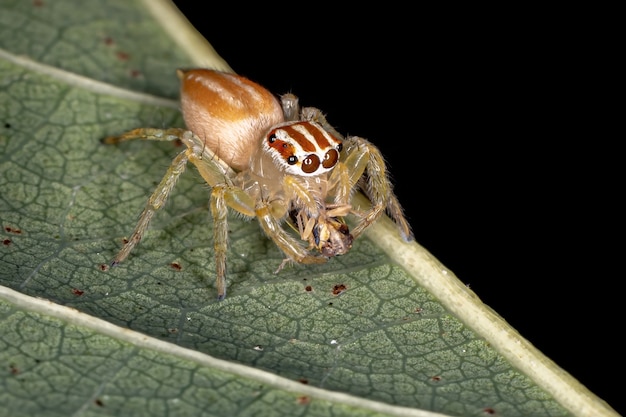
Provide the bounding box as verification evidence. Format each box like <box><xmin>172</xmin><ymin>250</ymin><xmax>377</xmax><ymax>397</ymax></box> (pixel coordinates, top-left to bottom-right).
<box><xmin>178</xmin><ymin>69</ymin><xmax>284</xmax><ymax>171</ymax></box>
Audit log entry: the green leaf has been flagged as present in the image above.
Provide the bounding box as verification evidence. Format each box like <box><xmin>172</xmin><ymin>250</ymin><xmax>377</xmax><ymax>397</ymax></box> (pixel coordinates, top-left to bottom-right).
<box><xmin>0</xmin><ymin>1</ymin><xmax>617</xmax><ymax>416</ymax></box>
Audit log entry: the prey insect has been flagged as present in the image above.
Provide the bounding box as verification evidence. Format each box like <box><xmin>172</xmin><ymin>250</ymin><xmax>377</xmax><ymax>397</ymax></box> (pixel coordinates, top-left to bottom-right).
<box><xmin>104</xmin><ymin>69</ymin><xmax>413</xmax><ymax>300</ymax></box>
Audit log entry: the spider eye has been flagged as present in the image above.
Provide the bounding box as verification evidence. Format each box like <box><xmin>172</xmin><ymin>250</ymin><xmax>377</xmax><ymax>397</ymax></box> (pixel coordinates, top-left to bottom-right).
<box><xmin>268</xmin><ymin>134</ymin><xmax>276</xmax><ymax>143</ymax></box>
<box><xmin>302</xmin><ymin>154</ymin><xmax>320</xmax><ymax>173</ymax></box>
<box><xmin>337</xmin><ymin>143</ymin><xmax>343</xmax><ymax>153</ymax></box>
<box><xmin>287</xmin><ymin>155</ymin><xmax>298</xmax><ymax>165</ymax></box>
<box><xmin>322</xmin><ymin>149</ymin><xmax>339</xmax><ymax>169</ymax></box>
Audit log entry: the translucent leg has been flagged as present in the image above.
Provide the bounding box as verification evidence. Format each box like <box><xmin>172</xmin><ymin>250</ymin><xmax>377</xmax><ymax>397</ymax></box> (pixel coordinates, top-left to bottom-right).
<box><xmin>210</xmin><ymin>183</ymin><xmax>326</xmax><ymax>300</ymax></box>
<box><xmin>255</xmin><ymin>200</ymin><xmax>328</xmax><ymax>268</ymax></box>
<box><xmin>110</xmin><ymin>148</ymin><xmax>192</xmax><ymax>266</ymax></box>
<box><xmin>102</xmin><ymin>127</ymin><xmax>187</xmax><ymax>144</ymax></box>
<box><xmin>209</xmin><ymin>185</ymin><xmax>230</xmax><ymax>300</ymax></box>
<box><xmin>341</xmin><ymin>136</ymin><xmax>414</xmax><ymax>242</ymax></box>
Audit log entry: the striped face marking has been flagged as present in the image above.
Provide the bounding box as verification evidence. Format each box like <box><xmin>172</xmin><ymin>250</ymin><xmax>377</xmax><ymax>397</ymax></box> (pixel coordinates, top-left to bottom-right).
<box><xmin>265</xmin><ymin>121</ymin><xmax>342</xmax><ymax>176</ymax></box>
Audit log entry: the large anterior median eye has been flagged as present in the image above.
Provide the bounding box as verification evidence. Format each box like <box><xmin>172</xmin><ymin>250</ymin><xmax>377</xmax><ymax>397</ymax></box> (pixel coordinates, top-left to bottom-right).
<box><xmin>322</xmin><ymin>149</ymin><xmax>339</xmax><ymax>168</ymax></box>
<box><xmin>302</xmin><ymin>154</ymin><xmax>320</xmax><ymax>173</ymax></box>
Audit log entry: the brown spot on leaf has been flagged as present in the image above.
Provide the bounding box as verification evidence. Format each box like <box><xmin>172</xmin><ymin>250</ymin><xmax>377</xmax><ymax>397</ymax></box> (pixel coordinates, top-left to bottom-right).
<box><xmin>9</xmin><ymin>364</ymin><xmax>19</xmax><ymax>375</ymax></box>
<box><xmin>332</xmin><ymin>284</ymin><xmax>347</xmax><ymax>296</ymax></box>
<box><xmin>296</xmin><ymin>396</ymin><xmax>310</xmax><ymax>405</ymax></box>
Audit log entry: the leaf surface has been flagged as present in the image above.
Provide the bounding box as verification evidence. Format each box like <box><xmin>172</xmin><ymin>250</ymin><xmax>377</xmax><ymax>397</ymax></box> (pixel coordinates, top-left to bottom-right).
<box><xmin>0</xmin><ymin>1</ymin><xmax>616</xmax><ymax>416</ymax></box>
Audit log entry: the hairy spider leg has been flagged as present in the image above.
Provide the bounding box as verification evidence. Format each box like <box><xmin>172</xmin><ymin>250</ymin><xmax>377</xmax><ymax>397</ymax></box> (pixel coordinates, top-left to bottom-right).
<box><xmin>102</xmin><ymin>127</ymin><xmax>187</xmax><ymax>145</ymax></box>
<box><xmin>105</xmin><ymin>138</ymin><xmax>193</xmax><ymax>267</ymax></box>
<box><xmin>300</xmin><ymin>107</ymin><xmax>345</xmax><ymax>142</ymax></box>
<box><xmin>335</xmin><ymin>136</ymin><xmax>415</xmax><ymax>242</ymax></box>
<box><xmin>103</xmin><ymin>128</ymin><xmax>231</xmax><ymax>298</ymax></box>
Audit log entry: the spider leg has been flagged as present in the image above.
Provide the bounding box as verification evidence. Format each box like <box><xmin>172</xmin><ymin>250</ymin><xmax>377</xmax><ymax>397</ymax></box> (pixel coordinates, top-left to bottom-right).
<box><xmin>299</xmin><ymin>106</ymin><xmax>345</xmax><ymax>140</ymax></box>
<box><xmin>106</xmin><ymin>128</ymin><xmax>240</xmax><ymax>300</ymax></box>
<box><xmin>338</xmin><ymin>136</ymin><xmax>414</xmax><ymax>242</ymax></box>
<box><xmin>105</xmin><ymin>128</ymin><xmax>205</xmax><ymax>267</ymax></box>
<box><xmin>256</xmin><ymin>199</ymin><xmax>328</xmax><ymax>268</ymax></box>
<box><xmin>209</xmin><ymin>181</ymin><xmax>328</xmax><ymax>300</ymax></box>
<box><xmin>282</xmin><ymin>176</ymin><xmax>323</xmax><ymax>219</ymax></box>
<box><xmin>280</xmin><ymin>175</ymin><xmax>354</xmax><ymax>256</ymax></box>
<box><xmin>102</xmin><ymin>127</ymin><xmax>187</xmax><ymax>144</ymax></box>
<box><xmin>280</xmin><ymin>93</ymin><xmax>300</xmax><ymax>122</ymax></box>
<box><xmin>209</xmin><ymin>184</ymin><xmax>253</xmax><ymax>301</ymax></box>
<box><xmin>110</xmin><ymin>147</ymin><xmax>193</xmax><ymax>266</ymax></box>
<box><xmin>289</xmin><ymin>209</ymin><xmax>317</xmax><ymax>247</ymax></box>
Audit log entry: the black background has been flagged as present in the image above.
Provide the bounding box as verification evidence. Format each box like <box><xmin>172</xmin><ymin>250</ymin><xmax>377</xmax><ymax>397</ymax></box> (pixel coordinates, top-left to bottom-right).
<box><xmin>172</xmin><ymin>3</ymin><xmax>621</xmax><ymax>414</ymax></box>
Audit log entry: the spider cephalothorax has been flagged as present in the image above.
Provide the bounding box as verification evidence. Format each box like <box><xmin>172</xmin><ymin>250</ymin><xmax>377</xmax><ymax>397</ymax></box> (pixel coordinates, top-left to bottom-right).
<box><xmin>104</xmin><ymin>69</ymin><xmax>413</xmax><ymax>300</ymax></box>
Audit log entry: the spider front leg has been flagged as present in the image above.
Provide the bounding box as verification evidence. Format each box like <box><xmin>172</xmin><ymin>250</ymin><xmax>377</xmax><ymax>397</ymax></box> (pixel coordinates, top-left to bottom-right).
<box><xmin>255</xmin><ymin>199</ymin><xmax>329</xmax><ymax>271</ymax></box>
<box><xmin>209</xmin><ymin>181</ymin><xmax>328</xmax><ymax>300</ymax></box>
<box><xmin>336</xmin><ymin>136</ymin><xmax>415</xmax><ymax>242</ymax></box>
<box><xmin>290</xmin><ymin>203</ymin><xmax>354</xmax><ymax>257</ymax></box>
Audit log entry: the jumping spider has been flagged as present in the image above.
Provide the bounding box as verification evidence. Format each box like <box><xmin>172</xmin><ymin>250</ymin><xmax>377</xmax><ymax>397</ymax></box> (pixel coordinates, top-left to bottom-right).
<box><xmin>104</xmin><ymin>69</ymin><xmax>413</xmax><ymax>300</ymax></box>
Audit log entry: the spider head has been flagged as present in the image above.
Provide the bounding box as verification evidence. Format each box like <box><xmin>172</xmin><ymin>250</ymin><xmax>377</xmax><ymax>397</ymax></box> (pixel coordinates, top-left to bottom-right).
<box><xmin>264</xmin><ymin>121</ymin><xmax>343</xmax><ymax>176</ymax></box>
